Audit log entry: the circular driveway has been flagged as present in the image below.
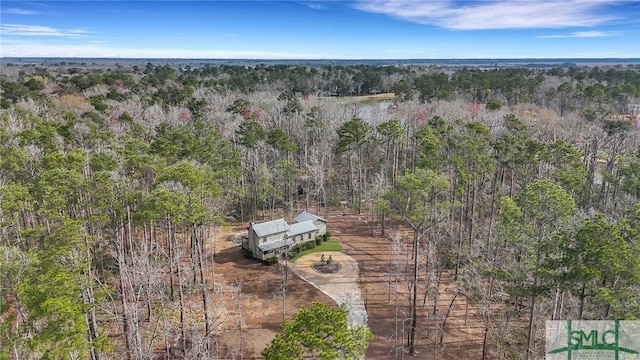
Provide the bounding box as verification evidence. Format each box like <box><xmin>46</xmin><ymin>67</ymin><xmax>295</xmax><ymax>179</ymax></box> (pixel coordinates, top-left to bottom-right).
<box><xmin>290</xmin><ymin>251</ymin><xmax>368</xmax><ymax>326</ymax></box>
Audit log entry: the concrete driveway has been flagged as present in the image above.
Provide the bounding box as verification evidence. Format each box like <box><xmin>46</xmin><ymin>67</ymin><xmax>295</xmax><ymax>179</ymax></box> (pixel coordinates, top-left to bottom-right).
<box><xmin>290</xmin><ymin>251</ymin><xmax>368</xmax><ymax>326</ymax></box>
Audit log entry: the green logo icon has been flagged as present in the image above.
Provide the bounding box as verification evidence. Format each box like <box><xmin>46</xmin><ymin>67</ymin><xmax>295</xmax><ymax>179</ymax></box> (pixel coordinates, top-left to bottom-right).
<box><xmin>547</xmin><ymin>320</ymin><xmax>640</xmax><ymax>359</ymax></box>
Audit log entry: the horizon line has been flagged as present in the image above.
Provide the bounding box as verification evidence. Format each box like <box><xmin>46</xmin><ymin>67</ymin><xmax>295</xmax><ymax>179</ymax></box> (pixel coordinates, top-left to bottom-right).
<box><xmin>2</xmin><ymin>56</ymin><xmax>639</xmax><ymax>61</ymax></box>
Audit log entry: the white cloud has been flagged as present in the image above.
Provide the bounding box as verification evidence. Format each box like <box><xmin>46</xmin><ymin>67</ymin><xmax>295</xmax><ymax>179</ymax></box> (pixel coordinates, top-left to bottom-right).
<box><xmin>2</xmin><ymin>8</ymin><xmax>38</xmax><ymax>15</ymax></box>
<box><xmin>2</xmin><ymin>41</ymin><xmax>637</xmax><ymax>59</ymax></box>
<box><xmin>535</xmin><ymin>30</ymin><xmax>618</xmax><ymax>38</ymax></box>
<box><xmin>354</xmin><ymin>0</ymin><xmax>624</xmax><ymax>30</ymax></box>
<box><xmin>295</xmin><ymin>1</ymin><xmax>325</xmax><ymax>10</ymax></box>
<box><xmin>0</xmin><ymin>42</ymin><xmax>334</xmax><ymax>59</ymax></box>
<box><xmin>1</xmin><ymin>24</ymin><xmax>88</xmax><ymax>38</ymax></box>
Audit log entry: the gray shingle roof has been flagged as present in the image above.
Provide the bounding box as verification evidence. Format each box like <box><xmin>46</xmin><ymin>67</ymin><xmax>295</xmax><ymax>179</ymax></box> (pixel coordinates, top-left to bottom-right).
<box><xmin>294</xmin><ymin>211</ymin><xmax>327</xmax><ymax>223</ymax></box>
<box><xmin>289</xmin><ymin>220</ymin><xmax>318</xmax><ymax>236</ymax></box>
<box><xmin>251</xmin><ymin>218</ymin><xmax>289</xmax><ymax>238</ymax></box>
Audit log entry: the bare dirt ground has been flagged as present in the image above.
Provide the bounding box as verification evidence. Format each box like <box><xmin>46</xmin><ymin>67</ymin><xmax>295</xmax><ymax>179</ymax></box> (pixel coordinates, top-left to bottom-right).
<box><xmin>208</xmin><ymin>226</ymin><xmax>334</xmax><ymax>358</ymax></box>
<box><xmin>211</xmin><ymin>207</ymin><xmax>488</xmax><ymax>359</ymax></box>
<box><xmin>327</xmin><ymin>210</ymin><xmax>487</xmax><ymax>359</ymax></box>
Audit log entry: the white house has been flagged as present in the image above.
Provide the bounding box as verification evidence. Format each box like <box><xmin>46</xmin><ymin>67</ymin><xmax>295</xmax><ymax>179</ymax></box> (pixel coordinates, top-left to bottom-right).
<box><xmin>242</xmin><ymin>211</ymin><xmax>325</xmax><ymax>260</ymax></box>
<box><xmin>294</xmin><ymin>210</ymin><xmax>327</xmax><ymax>235</ymax></box>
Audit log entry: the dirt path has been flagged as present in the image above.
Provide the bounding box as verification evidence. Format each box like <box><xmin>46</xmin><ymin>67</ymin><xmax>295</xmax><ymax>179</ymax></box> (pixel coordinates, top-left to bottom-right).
<box><xmin>290</xmin><ymin>251</ymin><xmax>368</xmax><ymax>326</ymax></box>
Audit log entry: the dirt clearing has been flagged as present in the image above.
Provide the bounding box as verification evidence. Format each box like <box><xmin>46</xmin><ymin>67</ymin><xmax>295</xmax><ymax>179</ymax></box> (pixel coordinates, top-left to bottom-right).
<box><xmin>211</xmin><ymin>208</ymin><xmax>488</xmax><ymax>359</ymax></box>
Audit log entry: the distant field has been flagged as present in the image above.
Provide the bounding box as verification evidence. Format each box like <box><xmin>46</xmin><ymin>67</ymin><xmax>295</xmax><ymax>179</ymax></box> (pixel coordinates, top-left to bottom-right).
<box><xmin>320</xmin><ymin>93</ymin><xmax>395</xmax><ymax>103</ymax></box>
<box><xmin>345</xmin><ymin>93</ymin><xmax>395</xmax><ymax>102</ymax></box>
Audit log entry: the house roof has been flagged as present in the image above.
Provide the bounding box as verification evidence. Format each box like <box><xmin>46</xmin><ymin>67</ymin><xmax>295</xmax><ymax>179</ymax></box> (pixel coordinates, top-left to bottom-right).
<box><xmin>289</xmin><ymin>220</ymin><xmax>318</xmax><ymax>237</ymax></box>
<box><xmin>251</xmin><ymin>218</ymin><xmax>289</xmax><ymax>238</ymax></box>
<box><xmin>294</xmin><ymin>211</ymin><xmax>327</xmax><ymax>223</ymax></box>
<box><xmin>258</xmin><ymin>238</ymin><xmax>294</xmax><ymax>252</ymax></box>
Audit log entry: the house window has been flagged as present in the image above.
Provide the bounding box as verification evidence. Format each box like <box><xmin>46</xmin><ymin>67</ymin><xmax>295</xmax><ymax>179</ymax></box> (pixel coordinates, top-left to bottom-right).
<box><xmin>308</xmin><ymin>233</ymin><xmax>312</xmax><ymax>240</ymax></box>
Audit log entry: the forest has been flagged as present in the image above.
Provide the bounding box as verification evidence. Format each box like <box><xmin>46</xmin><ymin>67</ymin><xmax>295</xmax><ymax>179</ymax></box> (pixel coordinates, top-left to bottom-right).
<box><xmin>1</xmin><ymin>61</ymin><xmax>639</xmax><ymax>359</ymax></box>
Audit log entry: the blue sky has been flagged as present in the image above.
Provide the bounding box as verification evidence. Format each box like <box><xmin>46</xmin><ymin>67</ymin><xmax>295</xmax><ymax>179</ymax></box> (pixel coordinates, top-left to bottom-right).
<box><xmin>1</xmin><ymin>1</ymin><xmax>638</xmax><ymax>59</ymax></box>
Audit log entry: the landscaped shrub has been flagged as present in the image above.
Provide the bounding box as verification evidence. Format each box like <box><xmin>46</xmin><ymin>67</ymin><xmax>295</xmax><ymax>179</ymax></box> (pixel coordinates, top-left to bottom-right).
<box><xmin>286</xmin><ymin>240</ymin><xmax>318</xmax><ymax>259</ymax></box>
<box><xmin>324</xmin><ymin>231</ymin><xmax>332</xmax><ymax>241</ymax></box>
<box><xmin>286</xmin><ymin>248</ymin><xmax>299</xmax><ymax>260</ymax></box>
<box><xmin>315</xmin><ymin>236</ymin><xmax>322</xmax><ymax>245</ymax></box>
<box><xmin>262</xmin><ymin>256</ymin><xmax>278</xmax><ymax>266</ymax></box>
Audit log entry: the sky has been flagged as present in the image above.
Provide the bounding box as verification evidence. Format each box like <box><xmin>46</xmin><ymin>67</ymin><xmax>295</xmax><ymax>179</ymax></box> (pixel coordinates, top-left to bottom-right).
<box><xmin>0</xmin><ymin>0</ymin><xmax>639</xmax><ymax>59</ymax></box>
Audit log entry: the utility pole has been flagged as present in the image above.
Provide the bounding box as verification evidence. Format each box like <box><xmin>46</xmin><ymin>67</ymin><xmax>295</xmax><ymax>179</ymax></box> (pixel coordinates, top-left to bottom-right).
<box><xmin>281</xmin><ymin>230</ymin><xmax>291</xmax><ymax>321</ymax></box>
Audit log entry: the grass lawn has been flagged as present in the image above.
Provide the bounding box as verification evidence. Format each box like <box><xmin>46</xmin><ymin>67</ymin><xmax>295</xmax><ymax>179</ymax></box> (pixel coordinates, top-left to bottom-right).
<box><xmin>290</xmin><ymin>240</ymin><xmax>342</xmax><ymax>262</ymax></box>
